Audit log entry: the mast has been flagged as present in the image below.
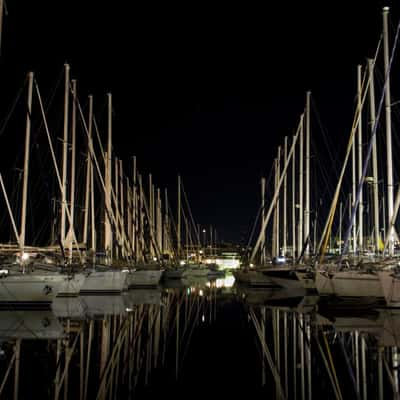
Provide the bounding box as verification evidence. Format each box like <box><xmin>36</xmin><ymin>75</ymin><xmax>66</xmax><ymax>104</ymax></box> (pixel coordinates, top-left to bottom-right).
<box><xmin>157</xmin><ymin>188</ymin><xmax>162</xmax><ymax>255</ymax></box>
<box><xmin>357</xmin><ymin>65</ymin><xmax>364</xmax><ymax>252</ymax></box>
<box><xmin>149</xmin><ymin>173</ymin><xmax>153</xmax><ymax>258</ymax></box>
<box><xmin>272</xmin><ymin>158</ymin><xmax>278</xmax><ymax>258</ymax></box>
<box><xmin>83</xmin><ymin>96</ymin><xmax>93</xmax><ymax>250</ymax></box>
<box><xmin>88</xmin><ymin>96</ymin><xmax>96</xmax><ymax>257</ymax></box>
<box><xmin>132</xmin><ymin>156</ymin><xmax>137</xmax><ymax>260</ymax></box>
<box><xmin>276</xmin><ymin>147</ymin><xmax>281</xmax><ymax>257</ymax></box>
<box><xmin>20</xmin><ymin>72</ymin><xmax>34</xmax><ymax>255</ymax></box>
<box><xmin>177</xmin><ymin>174</ymin><xmax>181</xmax><ymax>259</ymax></box>
<box><xmin>292</xmin><ymin>135</ymin><xmax>296</xmax><ymax>260</ymax></box>
<box><xmin>368</xmin><ymin>59</ymin><xmax>380</xmax><ymax>253</ymax></box>
<box><xmin>251</xmin><ymin>116</ymin><xmax>301</xmax><ymax>263</ymax></box>
<box><xmin>61</xmin><ymin>63</ymin><xmax>70</xmax><ymax>247</ymax></box>
<box><xmin>305</xmin><ymin>91</ymin><xmax>311</xmax><ymax>257</ymax></box>
<box><xmin>352</xmin><ymin>78</ymin><xmax>357</xmax><ymax>253</ymax></box>
<box><xmin>298</xmin><ymin>116</ymin><xmax>304</xmax><ymax>257</ymax></box>
<box><xmin>261</xmin><ymin>177</ymin><xmax>266</xmax><ymax>264</ymax></box>
<box><xmin>104</xmin><ymin>93</ymin><xmax>113</xmax><ymax>262</ymax></box>
<box><xmin>119</xmin><ymin>160</ymin><xmax>125</xmax><ymax>258</ymax></box>
<box><xmin>383</xmin><ymin>6</ymin><xmax>394</xmax><ymax>256</ymax></box>
<box><xmin>283</xmin><ymin>136</ymin><xmax>287</xmax><ymax>257</ymax></box>
<box><xmin>67</xmin><ymin>79</ymin><xmax>77</xmax><ymax>259</ymax></box>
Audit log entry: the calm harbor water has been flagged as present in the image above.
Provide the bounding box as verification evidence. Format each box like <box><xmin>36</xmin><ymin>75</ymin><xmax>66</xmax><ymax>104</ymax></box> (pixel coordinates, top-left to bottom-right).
<box><xmin>0</xmin><ymin>272</ymin><xmax>398</xmax><ymax>399</ymax></box>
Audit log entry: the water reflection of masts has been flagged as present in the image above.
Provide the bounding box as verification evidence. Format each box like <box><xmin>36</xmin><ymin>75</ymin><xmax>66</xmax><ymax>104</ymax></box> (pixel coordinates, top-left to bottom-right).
<box><xmin>248</xmin><ymin>306</ymin><xmax>286</xmax><ymax>399</ymax></box>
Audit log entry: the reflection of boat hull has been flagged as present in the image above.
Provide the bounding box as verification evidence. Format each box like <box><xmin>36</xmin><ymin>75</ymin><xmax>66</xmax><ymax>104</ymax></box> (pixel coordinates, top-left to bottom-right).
<box><xmin>126</xmin><ymin>269</ymin><xmax>163</xmax><ymax>288</ymax></box>
<box><xmin>52</xmin><ymin>296</ymin><xmax>87</xmax><ymax>319</ymax></box>
<box><xmin>0</xmin><ymin>273</ymin><xmax>64</xmax><ymax>305</ymax></box>
<box><xmin>79</xmin><ymin>270</ymin><xmax>128</xmax><ymax>294</ymax></box>
<box><xmin>81</xmin><ymin>294</ymin><xmax>127</xmax><ymax>318</ymax></box>
<box><xmin>316</xmin><ymin>269</ymin><xmax>383</xmax><ymax>299</ymax></box>
<box><xmin>236</xmin><ymin>284</ymin><xmax>317</xmax><ymax>312</ymax></box>
<box><xmin>124</xmin><ymin>288</ymin><xmax>162</xmax><ymax>306</ymax></box>
<box><xmin>0</xmin><ymin>310</ymin><xmax>65</xmax><ymax>339</ymax></box>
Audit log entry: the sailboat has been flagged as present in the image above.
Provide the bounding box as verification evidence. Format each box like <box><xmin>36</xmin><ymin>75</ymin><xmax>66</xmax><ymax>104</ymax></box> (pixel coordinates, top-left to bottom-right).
<box><xmin>314</xmin><ymin>7</ymin><xmax>400</xmax><ymax>303</ymax></box>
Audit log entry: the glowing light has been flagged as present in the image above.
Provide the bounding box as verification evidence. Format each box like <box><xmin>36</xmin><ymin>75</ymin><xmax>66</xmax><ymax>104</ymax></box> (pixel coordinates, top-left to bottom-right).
<box><xmin>21</xmin><ymin>252</ymin><xmax>30</xmax><ymax>261</ymax></box>
<box><xmin>0</xmin><ymin>269</ymin><xmax>9</xmax><ymax>275</ymax></box>
<box><xmin>249</xmin><ymin>263</ymin><xmax>254</xmax><ymax>268</ymax></box>
<box><xmin>125</xmin><ymin>307</ymin><xmax>134</xmax><ymax>312</ymax></box>
<box><xmin>199</xmin><ymin>289</ymin><xmax>204</xmax><ymax>297</ymax></box>
<box><xmin>153</xmin><ymin>257</ymin><xmax>158</xmax><ymax>262</ymax></box>
<box><xmin>180</xmin><ymin>260</ymin><xmax>186</xmax><ymax>266</ymax></box>
<box><xmin>202</xmin><ymin>314</ymin><xmax>205</xmax><ymax>322</ymax></box>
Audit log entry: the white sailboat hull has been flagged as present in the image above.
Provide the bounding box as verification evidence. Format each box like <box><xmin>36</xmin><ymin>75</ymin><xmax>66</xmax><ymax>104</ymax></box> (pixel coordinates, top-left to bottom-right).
<box><xmin>126</xmin><ymin>269</ymin><xmax>163</xmax><ymax>288</ymax></box>
<box><xmin>0</xmin><ymin>273</ymin><xmax>64</xmax><ymax>304</ymax></box>
<box><xmin>79</xmin><ymin>270</ymin><xmax>128</xmax><ymax>294</ymax></box>
<box><xmin>316</xmin><ymin>269</ymin><xmax>383</xmax><ymax>298</ymax></box>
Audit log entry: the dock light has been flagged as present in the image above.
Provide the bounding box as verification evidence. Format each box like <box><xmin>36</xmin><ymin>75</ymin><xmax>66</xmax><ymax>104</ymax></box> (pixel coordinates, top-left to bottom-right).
<box><xmin>21</xmin><ymin>252</ymin><xmax>30</xmax><ymax>261</ymax></box>
<box><xmin>249</xmin><ymin>263</ymin><xmax>254</xmax><ymax>268</ymax></box>
<box><xmin>153</xmin><ymin>257</ymin><xmax>157</xmax><ymax>262</ymax></box>
<box><xmin>199</xmin><ymin>289</ymin><xmax>204</xmax><ymax>297</ymax></box>
<box><xmin>125</xmin><ymin>308</ymin><xmax>134</xmax><ymax>312</ymax></box>
<box><xmin>180</xmin><ymin>260</ymin><xmax>185</xmax><ymax>266</ymax></box>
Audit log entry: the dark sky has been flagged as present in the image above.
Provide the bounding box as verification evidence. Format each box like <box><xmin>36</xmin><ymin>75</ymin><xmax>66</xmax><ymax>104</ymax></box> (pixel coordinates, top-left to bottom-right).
<box><xmin>1</xmin><ymin>0</ymin><xmax>399</xmax><ymax>244</ymax></box>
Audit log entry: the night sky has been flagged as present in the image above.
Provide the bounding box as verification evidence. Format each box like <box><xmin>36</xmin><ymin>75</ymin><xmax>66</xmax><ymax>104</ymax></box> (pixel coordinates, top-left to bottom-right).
<box><xmin>1</xmin><ymin>0</ymin><xmax>399</xmax><ymax>244</ymax></box>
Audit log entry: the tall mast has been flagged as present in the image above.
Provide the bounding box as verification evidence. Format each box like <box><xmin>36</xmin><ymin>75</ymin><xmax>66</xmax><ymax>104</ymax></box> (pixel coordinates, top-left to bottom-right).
<box><xmin>357</xmin><ymin>65</ymin><xmax>364</xmax><ymax>253</ymax></box>
<box><xmin>305</xmin><ymin>91</ymin><xmax>311</xmax><ymax>257</ymax></box>
<box><xmin>114</xmin><ymin>157</ymin><xmax>120</xmax><ymax>259</ymax></box>
<box><xmin>83</xmin><ymin>95</ymin><xmax>92</xmax><ymax>250</ymax></box>
<box><xmin>367</xmin><ymin>58</ymin><xmax>380</xmax><ymax>254</ymax></box>
<box><xmin>67</xmin><ymin>79</ymin><xmax>77</xmax><ymax>259</ymax></box>
<box><xmin>292</xmin><ymin>135</ymin><xmax>296</xmax><ymax>260</ymax></box>
<box><xmin>132</xmin><ymin>156</ymin><xmax>137</xmax><ymax>260</ymax></box>
<box><xmin>261</xmin><ymin>176</ymin><xmax>266</xmax><ymax>264</ymax></box>
<box><xmin>177</xmin><ymin>174</ymin><xmax>181</xmax><ymax>259</ymax></box>
<box><xmin>61</xmin><ymin>63</ymin><xmax>70</xmax><ymax>247</ymax></box>
<box><xmin>283</xmin><ymin>136</ymin><xmax>288</xmax><ymax>257</ymax></box>
<box><xmin>157</xmin><ymin>188</ymin><xmax>162</xmax><ymax>255</ymax></box>
<box><xmin>250</xmin><ymin>117</ymin><xmax>301</xmax><ymax>263</ymax></box>
<box><xmin>276</xmin><ymin>147</ymin><xmax>281</xmax><ymax>257</ymax></box>
<box><xmin>383</xmin><ymin>6</ymin><xmax>394</xmax><ymax>255</ymax></box>
<box><xmin>119</xmin><ymin>160</ymin><xmax>125</xmax><ymax>258</ymax></box>
<box><xmin>89</xmin><ymin>96</ymin><xmax>96</xmax><ymax>256</ymax></box>
<box><xmin>272</xmin><ymin>158</ymin><xmax>278</xmax><ymax>258</ymax></box>
<box><xmin>20</xmin><ymin>72</ymin><xmax>34</xmax><ymax>254</ymax></box>
<box><xmin>104</xmin><ymin>93</ymin><xmax>113</xmax><ymax>262</ymax></box>
<box><xmin>352</xmin><ymin>75</ymin><xmax>357</xmax><ymax>253</ymax></box>
<box><xmin>149</xmin><ymin>174</ymin><xmax>153</xmax><ymax>257</ymax></box>
<box><xmin>298</xmin><ymin>115</ymin><xmax>304</xmax><ymax>257</ymax></box>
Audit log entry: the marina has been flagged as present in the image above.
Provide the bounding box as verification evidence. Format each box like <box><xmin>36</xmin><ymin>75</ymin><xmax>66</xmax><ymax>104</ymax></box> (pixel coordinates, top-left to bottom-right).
<box><xmin>3</xmin><ymin>2</ymin><xmax>400</xmax><ymax>399</ymax></box>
